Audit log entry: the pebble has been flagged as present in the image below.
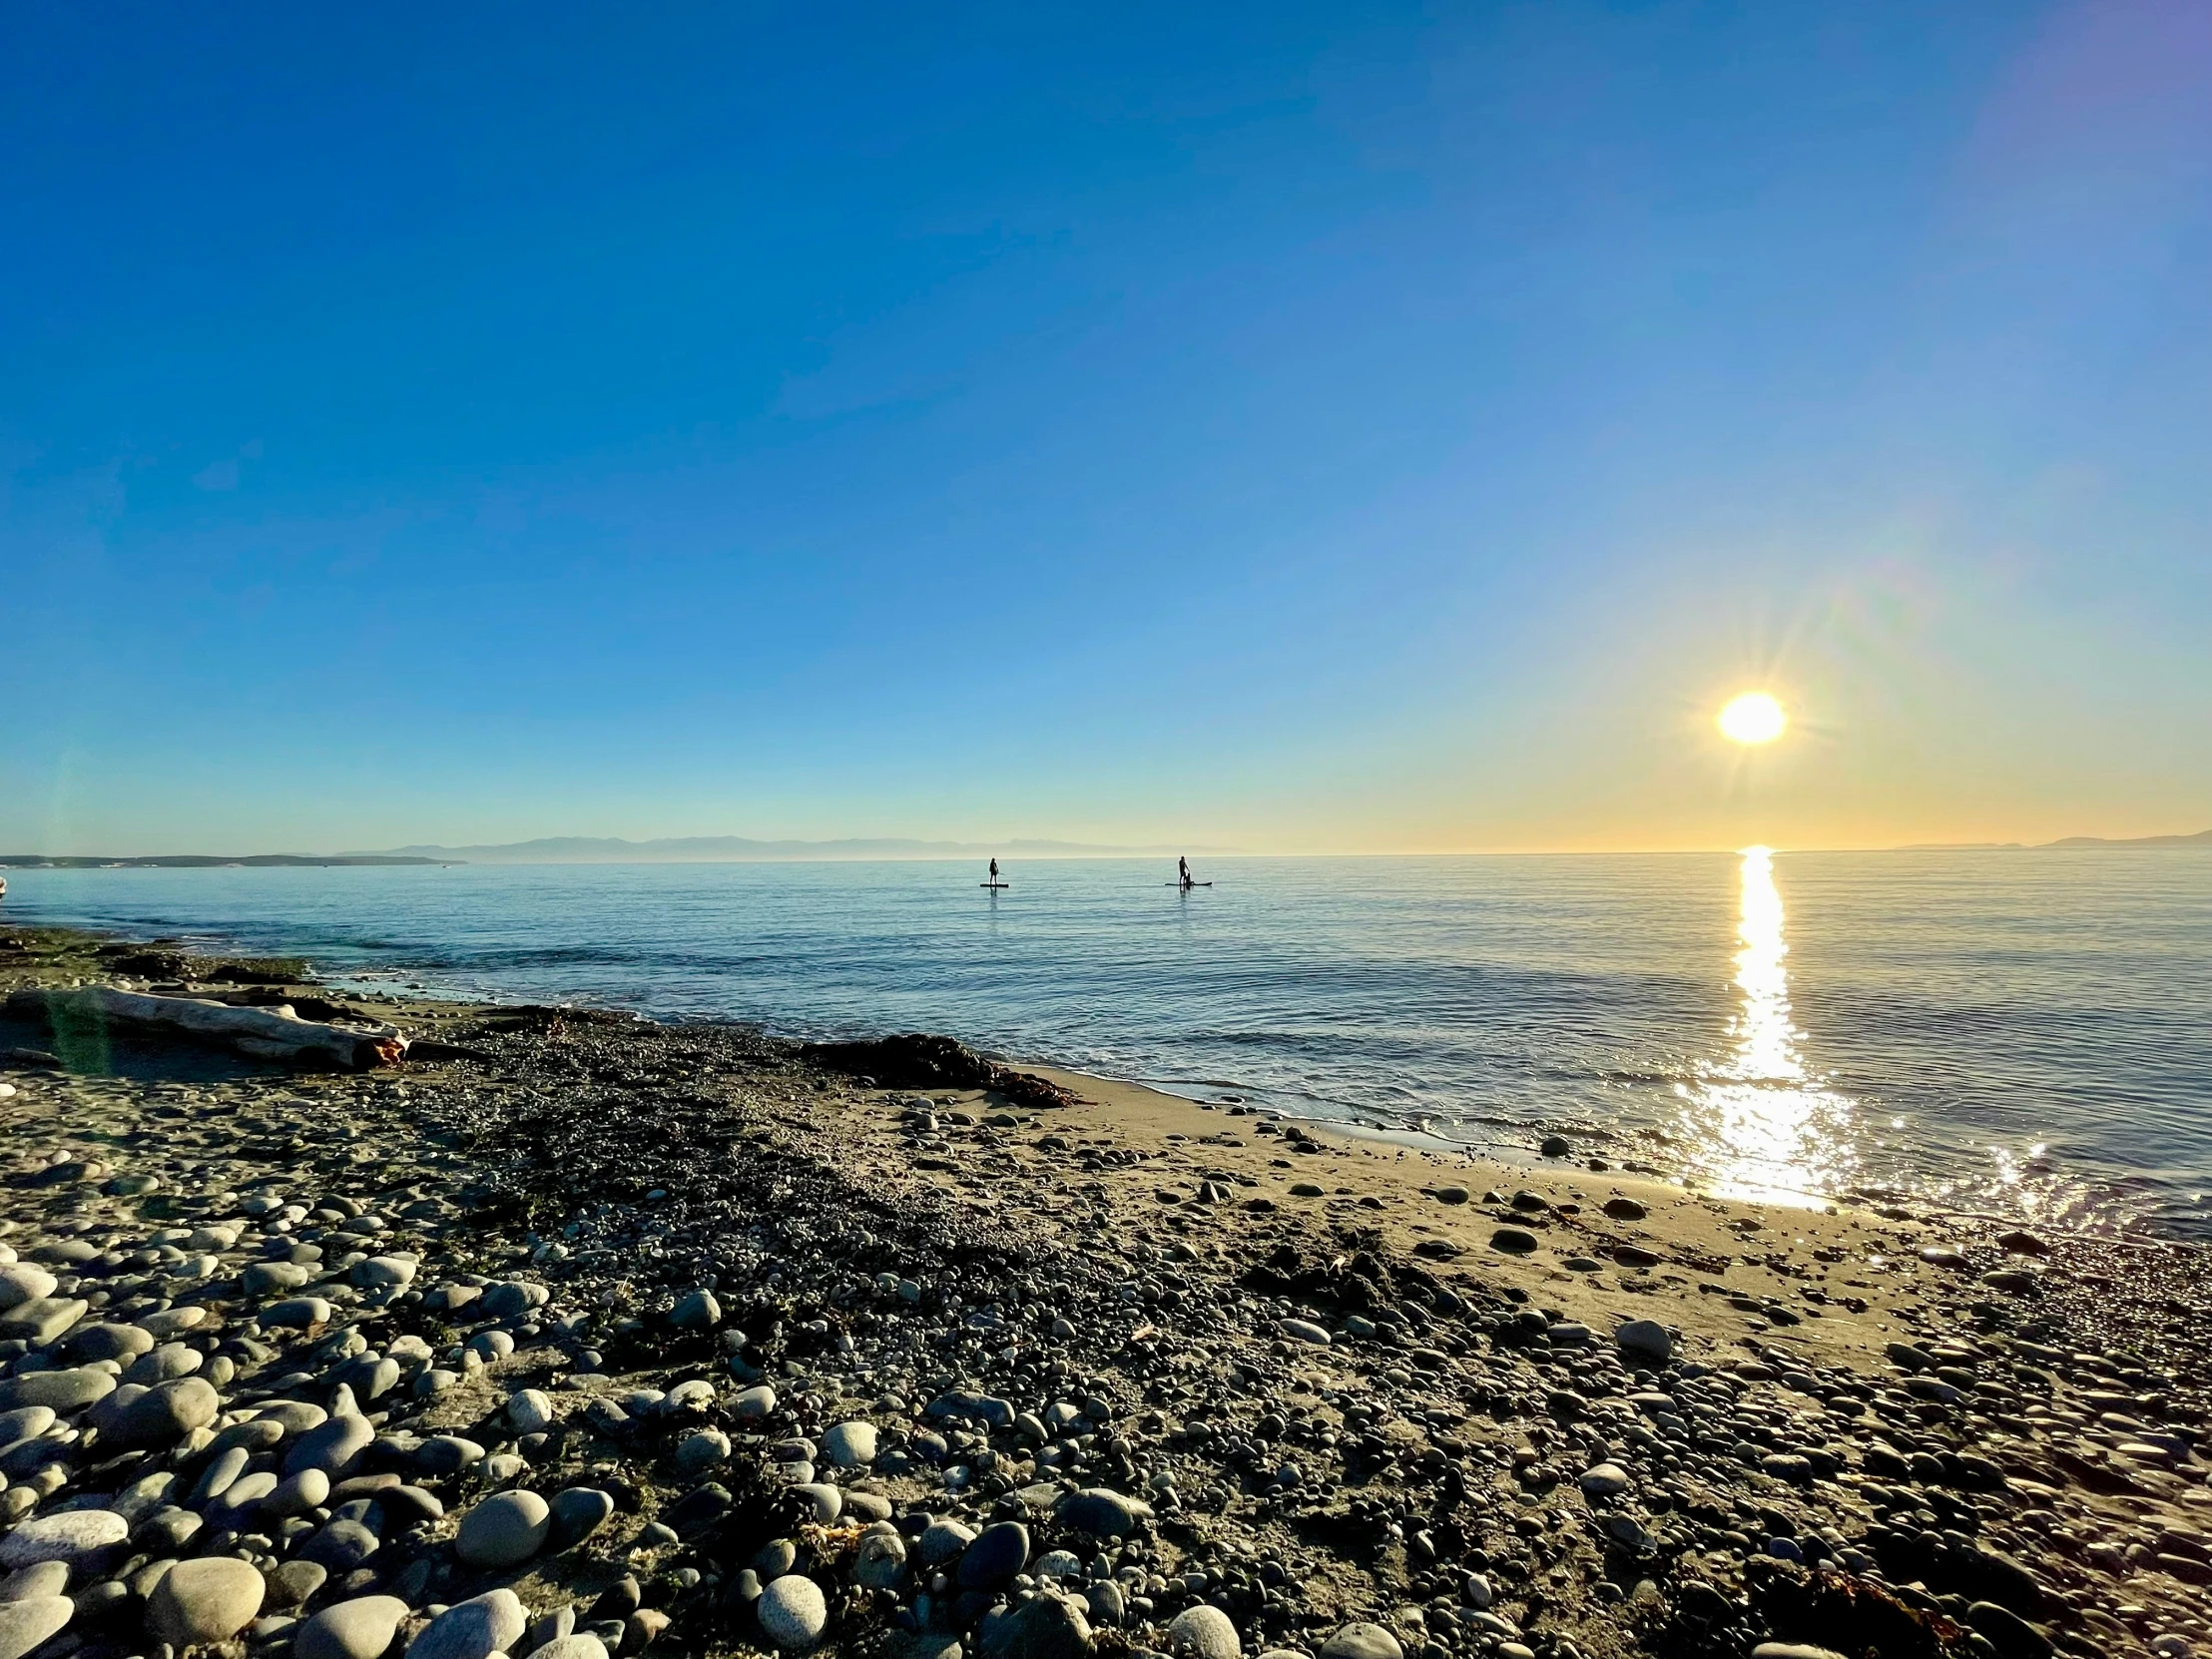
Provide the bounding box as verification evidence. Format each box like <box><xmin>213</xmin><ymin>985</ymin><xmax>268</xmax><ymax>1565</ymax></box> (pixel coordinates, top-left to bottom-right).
<box><xmin>0</xmin><ymin>1508</ymin><xmax>127</xmax><ymax>1569</ymax></box>
<box><xmin>1578</xmin><ymin>1462</ymin><xmax>1630</xmax><ymax>1495</ymax></box>
<box><xmin>820</xmin><ymin>1419</ymin><xmax>877</xmax><ymax>1467</ymax></box>
<box><xmin>1057</xmin><ymin>1487</ymin><xmax>1148</xmax><ymax>1538</ymax></box>
<box><xmin>1168</xmin><ymin>1604</ymin><xmax>1242</xmax><ymax>1659</ymax></box>
<box><xmin>1490</xmin><ymin>1228</ymin><xmax>1539</xmax><ymax>1254</ymax></box>
<box><xmin>407</xmin><ymin>1589</ymin><xmax>527</xmax><ymax>1659</ymax></box>
<box><xmin>0</xmin><ymin>1596</ymin><xmax>71</xmax><ymax>1659</ymax></box>
<box><xmin>1319</xmin><ymin>1626</ymin><xmax>1404</xmax><ymax>1659</ymax></box>
<box><xmin>756</xmin><ymin>1574</ymin><xmax>828</xmax><ymax>1650</ymax></box>
<box><xmin>0</xmin><ymin>1268</ymin><xmax>58</xmax><ymax>1311</ymax></box>
<box><xmin>147</xmin><ymin>1555</ymin><xmax>267</xmax><ymax>1646</ymax></box>
<box><xmin>526</xmin><ymin>1638</ymin><xmax>611</xmax><ymax>1659</ymax></box>
<box><xmin>456</xmin><ymin>1489</ymin><xmax>551</xmax><ymax>1567</ymax></box>
<box><xmin>956</xmin><ymin>1520</ymin><xmax>1029</xmax><ymax>1589</ymax></box>
<box><xmin>854</xmin><ymin>1530</ymin><xmax>907</xmax><ymax>1589</ymax></box>
<box><xmin>285</xmin><ymin>1410</ymin><xmax>374</xmax><ymax>1477</ymax></box>
<box><xmin>549</xmin><ymin>1485</ymin><xmax>615</xmax><ymax>1551</ymax></box>
<box><xmin>671</xmin><ymin>1289</ymin><xmax>721</xmax><ymax>1328</ymax></box>
<box><xmin>733</xmin><ymin>1384</ymin><xmax>778</xmax><ymax>1419</ymax></box>
<box><xmin>295</xmin><ymin>1595</ymin><xmax>412</xmax><ymax>1659</ymax></box>
<box><xmin>507</xmin><ymin>1387</ymin><xmax>556</xmax><ymax>1434</ymax></box>
<box><xmin>0</xmin><ymin>1369</ymin><xmax>114</xmax><ymax>1412</ymax></box>
<box><xmin>977</xmin><ymin>1592</ymin><xmax>1090</xmax><ymax>1659</ymax></box>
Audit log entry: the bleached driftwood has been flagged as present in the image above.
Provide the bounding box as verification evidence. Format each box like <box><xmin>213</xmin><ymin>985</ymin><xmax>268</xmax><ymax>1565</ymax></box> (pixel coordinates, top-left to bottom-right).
<box><xmin>4</xmin><ymin>985</ymin><xmax>408</xmax><ymax>1070</ymax></box>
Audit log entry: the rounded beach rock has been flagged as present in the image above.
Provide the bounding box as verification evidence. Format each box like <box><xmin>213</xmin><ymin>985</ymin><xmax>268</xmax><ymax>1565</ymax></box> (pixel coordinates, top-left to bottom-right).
<box><xmin>407</xmin><ymin>1590</ymin><xmax>526</xmax><ymax>1659</ymax></box>
<box><xmin>956</xmin><ymin>1521</ymin><xmax>1028</xmax><ymax>1590</ymax></box>
<box><xmin>0</xmin><ymin>1508</ymin><xmax>128</xmax><ymax>1570</ymax></box>
<box><xmin>1320</xmin><ymin>1626</ymin><xmax>1405</xmax><ymax>1659</ymax></box>
<box><xmin>524</xmin><ymin>1639</ymin><xmax>610</xmax><ymax>1659</ymax></box>
<box><xmin>456</xmin><ymin>1489</ymin><xmax>551</xmax><ymax>1568</ymax></box>
<box><xmin>148</xmin><ymin>1555</ymin><xmax>267</xmax><ymax>1646</ymax></box>
<box><xmin>819</xmin><ymin>1420</ymin><xmax>876</xmax><ymax>1468</ymax></box>
<box><xmin>1168</xmin><ymin>1605</ymin><xmax>1241</xmax><ymax>1659</ymax></box>
<box><xmin>0</xmin><ymin>1597</ymin><xmax>73</xmax><ymax>1659</ymax></box>
<box><xmin>296</xmin><ymin>1595</ymin><xmax>412</xmax><ymax>1659</ymax></box>
<box><xmin>756</xmin><ymin>1574</ymin><xmax>828</xmax><ymax>1651</ymax></box>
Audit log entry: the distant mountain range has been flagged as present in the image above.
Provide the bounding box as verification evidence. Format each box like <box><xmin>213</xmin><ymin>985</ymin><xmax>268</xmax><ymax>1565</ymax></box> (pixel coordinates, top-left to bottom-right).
<box><xmin>1898</xmin><ymin>830</ymin><xmax>2212</xmax><ymax>851</ymax></box>
<box><xmin>346</xmin><ymin>834</ymin><xmax>1235</xmax><ymax>863</ymax></box>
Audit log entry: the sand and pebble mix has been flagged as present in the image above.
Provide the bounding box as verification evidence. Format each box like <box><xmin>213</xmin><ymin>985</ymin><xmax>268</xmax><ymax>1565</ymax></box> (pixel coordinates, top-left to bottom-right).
<box><xmin>3</xmin><ymin>925</ymin><xmax>2212</xmax><ymax>1659</ymax></box>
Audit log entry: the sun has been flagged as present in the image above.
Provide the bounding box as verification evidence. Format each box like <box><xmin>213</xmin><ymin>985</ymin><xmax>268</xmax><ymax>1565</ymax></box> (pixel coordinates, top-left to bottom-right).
<box><xmin>1718</xmin><ymin>691</ymin><xmax>1788</xmax><ymax>745</ymax></box>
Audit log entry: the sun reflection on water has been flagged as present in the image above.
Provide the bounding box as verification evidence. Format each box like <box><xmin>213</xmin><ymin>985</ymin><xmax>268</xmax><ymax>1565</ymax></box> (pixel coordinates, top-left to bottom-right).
<box><xmin>1678</xmin><ymin>846</ymin><xmax>1859</xmax><ymax>1207</ymax></box>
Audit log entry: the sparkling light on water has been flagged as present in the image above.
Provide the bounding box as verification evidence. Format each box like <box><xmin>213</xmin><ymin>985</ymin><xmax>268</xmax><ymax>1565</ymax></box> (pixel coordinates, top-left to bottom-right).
<box><xmin>1677</xmin><ymin>845</ymin><xmax>1860</xmax><ymax>1207</ymax></box>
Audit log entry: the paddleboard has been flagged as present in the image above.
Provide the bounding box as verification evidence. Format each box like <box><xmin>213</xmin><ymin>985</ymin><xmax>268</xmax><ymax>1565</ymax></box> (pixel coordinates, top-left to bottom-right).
<box><xmin>1166</xmin><ymin>881</ymin><xmax>1214</xmax><ymax>887</ymax></box>
<box><xmin>980</xmin><ymin>882</ymin><xmax>1010</xmax><ymax>889</ymax></box>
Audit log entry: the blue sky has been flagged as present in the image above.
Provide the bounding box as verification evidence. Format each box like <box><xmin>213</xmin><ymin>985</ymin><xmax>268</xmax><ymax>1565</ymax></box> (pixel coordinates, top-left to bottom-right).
<box><xmin>4</xmin><ymin>1</ymin><xmax>2207</xmax><ymax>853</ymax></box>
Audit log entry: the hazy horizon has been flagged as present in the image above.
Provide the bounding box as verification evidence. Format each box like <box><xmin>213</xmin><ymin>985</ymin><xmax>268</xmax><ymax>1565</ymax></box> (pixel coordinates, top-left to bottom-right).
<box><xmin>4</xmin><ymin>826</ymin><xmax>2208</xmax><ymax>863</ymax></box>
<box><xmin>5</xmin><ymin>4</ymin><xmax>2206</xmax><ymax>853</ymax></box>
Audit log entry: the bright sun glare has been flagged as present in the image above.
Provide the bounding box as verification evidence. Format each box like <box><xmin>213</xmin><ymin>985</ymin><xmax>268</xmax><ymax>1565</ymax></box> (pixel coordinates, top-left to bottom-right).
<box><xmin>1718</xmin><ymin>691</ymin><xmax>1788</xmax><ymax>745</ymax></box>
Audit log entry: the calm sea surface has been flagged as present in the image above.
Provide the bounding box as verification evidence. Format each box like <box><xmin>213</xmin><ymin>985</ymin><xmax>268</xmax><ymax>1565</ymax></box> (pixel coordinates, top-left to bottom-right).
<box><xmin>5</xmin><ymin>851</ymin><xmax>2208</xmax><ymax>1236</ymax></box>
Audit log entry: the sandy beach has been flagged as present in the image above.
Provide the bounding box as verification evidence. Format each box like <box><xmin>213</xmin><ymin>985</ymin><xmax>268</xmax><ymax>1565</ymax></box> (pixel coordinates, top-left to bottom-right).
<box><xmin>4</xmin><ymin>923</ymin><xmax>2210</xmax><ymax>1659</ymax></box>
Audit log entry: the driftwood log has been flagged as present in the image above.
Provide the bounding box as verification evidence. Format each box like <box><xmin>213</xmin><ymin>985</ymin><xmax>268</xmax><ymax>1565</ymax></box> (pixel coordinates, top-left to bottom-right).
<box><xmin>4</xmin><ymin>985</ymin><xmax>407</xmax><ymax>1070</ymax></box>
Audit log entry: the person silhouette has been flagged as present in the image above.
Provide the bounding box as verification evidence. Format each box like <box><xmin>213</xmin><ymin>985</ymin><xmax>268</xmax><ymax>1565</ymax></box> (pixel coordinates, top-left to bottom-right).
<box><xmin>1178</xmin><ymin>856</ymin><xmax>1192</xmax><ymax>888</ymax></box>
<box><xmin>989</xmin><ymin>857</ymin><xmax>999</xmax><ymax>885</ymax></box>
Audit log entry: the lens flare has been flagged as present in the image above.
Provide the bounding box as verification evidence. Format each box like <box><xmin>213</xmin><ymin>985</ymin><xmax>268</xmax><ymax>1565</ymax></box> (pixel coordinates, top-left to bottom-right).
<box><xmin>1718</xmin><ymin>691</ymin><xmax>1787</xmax><ymax>745</ymax></box>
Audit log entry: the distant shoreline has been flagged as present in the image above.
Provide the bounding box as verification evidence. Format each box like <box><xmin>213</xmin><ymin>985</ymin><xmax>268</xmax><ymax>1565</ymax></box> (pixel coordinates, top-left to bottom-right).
<box><xmin>4</xmin><ymin>830</ymin><xmax>2207</xmax><ymax>867</ymax></box>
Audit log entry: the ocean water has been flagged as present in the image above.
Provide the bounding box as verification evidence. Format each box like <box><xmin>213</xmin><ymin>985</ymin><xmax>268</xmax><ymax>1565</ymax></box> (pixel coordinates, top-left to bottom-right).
<box><xmin>5</xmin><ymin>850</ymin><xmax>2208</xmax><ymax>1237</ymax></box>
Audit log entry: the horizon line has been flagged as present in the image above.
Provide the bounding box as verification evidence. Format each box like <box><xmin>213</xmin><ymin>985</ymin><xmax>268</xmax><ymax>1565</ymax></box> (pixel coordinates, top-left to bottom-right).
<box><xmin>4</xmin><ymin>830</ymin><xmax>2206</xmax><ymax>866</ymax></box>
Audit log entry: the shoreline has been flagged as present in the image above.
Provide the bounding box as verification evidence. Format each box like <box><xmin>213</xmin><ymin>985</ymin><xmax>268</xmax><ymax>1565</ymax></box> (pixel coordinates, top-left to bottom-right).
<box><xmin>4</xmin><ymin>924</ymin><xmax>2212</xmax><ymax>1659</ymax></box>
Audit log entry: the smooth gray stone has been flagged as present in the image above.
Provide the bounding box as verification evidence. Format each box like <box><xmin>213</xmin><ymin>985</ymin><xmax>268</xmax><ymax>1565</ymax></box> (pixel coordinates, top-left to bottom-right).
<box><xmin>977</xmin><ymin>1594</ymin><xmax>1091</xmax><ymax>1659</ymax></box>
<box><xmin>263</xmin><ymin>1297</ymin><xmax>334</xmax><ymax>1329</ymax></box>
<box><xmin>916</xmin><ymin>1520</ymin><xmax>975</xmax><ymax>1566</ymax></box>
<box><xmin>295</xmin><ymin>1594</ymin><xmax>410</xmax><ymax>1659</ymax></box>
<box><xmin>0</xmin><ymin>1298</ymin><xmax>88</xmax><ymax>1346</ymax></box>
<box><xmin>243</xmin><ymin>1261</ymin><xmax>315</xmax><ymax>1296</ymax></box>
<box><xmin>1167</xmin><ymin>1605</ymin><xmax>1239</xmax><ymax>1659</ymax></box>
<box><xmin>548</xmin><ymin>1486</ymin><xmax>613</xmax><ymax>1551</ymax></box>
<box><xmin>519</xmin><ymin>1607</ymin><xmax>574</xmax><ymax>1654</ymax></box>
<box><xmin>0</xmin><ymin>1595</ymin><xmax>73</xmax><ymax>1659</ymax></box>
<box><xmin>0</xmin><ymin>1408</ymin><xmax>56</xmax><ymax>1450</ymax></box>
<box><xmin>670</xmin><ymin>1290</ymin><xmax>720</xmax><ymax>1329</ymax></box>
<box><xmin>454</xmin><ymin>1490</ymin><xmax>549</xmax><ymax>1568</ymax></box>
<box><xmin>284</xmin><ymin>1411</ymin><xmax>373</xmax><ymax>1478</ymax></box>
<box><xmin>0</xmin><ymin>1563</ymin><xmax>70</xmax><ymax>1603</ymax></box>
<box><xmin>853</xmin><ymin>1531</ymin><xmax>906</xmax><ymax>1589</ymax></box>
<box><xmin>124</xmin><ymin>1342</ymin><xmax>203</xmax><ymax>1385</ymax></box>
<box><xmin>956</xmin><ymin>1522</ymin><xmax>1028</xmax><ymax>1590</ymax></box>
<box><xmin>298</xmin><ymin>1518</ymin><xmax>381</xmax><ymax>1573</ymax></box>
<box><xmin>819</xmin><ymin>1421</ymin><xmax>876</xmax><ymax>1467</ymax></box>
<box><xmin>522</xmin><ymin>1639</ymin><xmax>608</xmax><ymax>1659</ymax></box>
<box><xmin>755</xmin><ymin>1575</ymin><xmax>827</xmax><ymax>1651</ymax></box>
<box><xmin>0</xmin><ymin>1368</ymin><xmax>115</xmax><ymax>1413</ymax></box>
<box><xmin>104</xmin><ymin>1377</ymin><xmax>221</xmax><ymax>1448</ymax></box>
<box><xmin>1319</xmin><ymin>1626</ymin><xmax>1404</xmax><ymax>1659</ymax></box>
<box><xmin>265</xmin><ymin>1561</ymin><xmax>329</xmax><ymax>1610</ymax></box>
<box><xmin>148</xmin><ymin>1555</ymin><xmax>267</xmax><ymax>1646</ymax></box>
<box><xmin>192</xmin><ymin>1444</ymin><xmax>253</xmax><ymax>1503</ymax></box>
<box><xmin>63</xmin><ymin>1324</ymin><xmax>155</xmax><ymax>1365</ymax></box>
<box><xmin>1057</xmin><ymin>1488</ymin><xmax>1150</xmax><ymax>1538</ymax></box>
<box><xmin>0</xmin><ymin>1268</ymin><xmax>59</xmax><ymax>1312</ymax></box>
<box><xmin>406</xmin><ymin>1590</ymin><xmax>526</xmax><ymax>1659</ymax></box>
<box><xmin>0</xmin><ymin>1509</ymin><xmax>128</xmax><ymax>1570</ymax></box>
